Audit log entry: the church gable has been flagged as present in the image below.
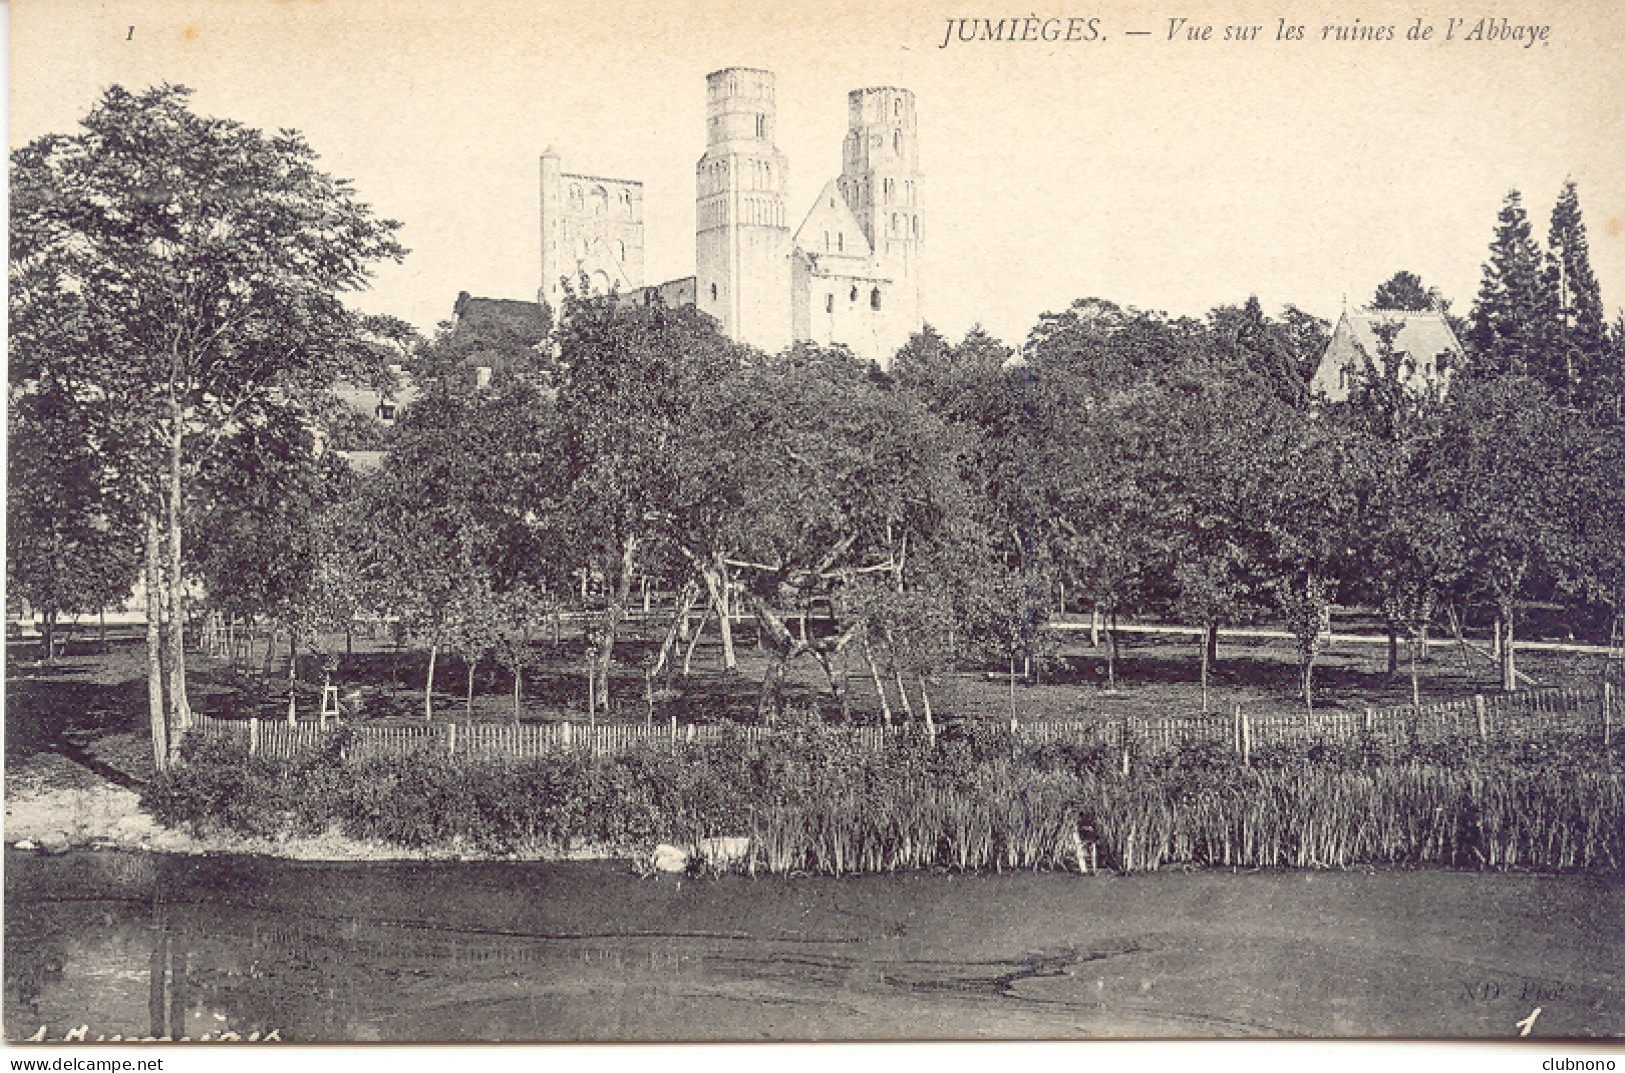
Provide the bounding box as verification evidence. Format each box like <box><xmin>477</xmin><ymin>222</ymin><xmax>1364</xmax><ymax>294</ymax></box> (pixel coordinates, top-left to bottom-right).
<box><xmin>792</xmin><ymin>180</ymin><xmax>873</xmax><ymax>264</ymax></box>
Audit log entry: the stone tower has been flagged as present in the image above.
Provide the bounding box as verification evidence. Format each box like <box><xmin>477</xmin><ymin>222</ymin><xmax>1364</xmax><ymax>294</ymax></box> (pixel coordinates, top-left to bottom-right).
<box><xmin>836</xmin><ymin>87</ymin><xmax>922</xmax><ymax>355</ymax></box>
<box><xmin>696</xmin><ymin>68</ymin><xmax>792</xmax><ymax>353</ymax></box>
<box><xmin>539</xmin><ymin>146</ymin><xmax>646</xmax><ymax>315</ymax></box>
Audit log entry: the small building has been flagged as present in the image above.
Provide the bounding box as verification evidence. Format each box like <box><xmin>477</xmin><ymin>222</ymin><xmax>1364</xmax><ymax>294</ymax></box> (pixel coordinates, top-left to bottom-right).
<box><xmin>1309</xmin><ymin>307</ymin><xmax>1464</xmax><ymax>402</ymax></box>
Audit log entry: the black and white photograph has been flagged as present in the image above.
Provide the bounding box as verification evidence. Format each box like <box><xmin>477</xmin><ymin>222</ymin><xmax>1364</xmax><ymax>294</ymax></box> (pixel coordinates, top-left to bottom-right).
<box><xmin>6</xmin><ymin>0</ymin><xmax>1625</xmax><ymax>1054</ymax></box>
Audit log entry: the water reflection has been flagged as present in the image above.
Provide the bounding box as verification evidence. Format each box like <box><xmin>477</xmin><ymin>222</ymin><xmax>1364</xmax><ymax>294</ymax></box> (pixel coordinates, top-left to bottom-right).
<box><xmin>6</xmin><ymin>850</ymin><xmax>1624</xmax><ymax>1041</ymax></box>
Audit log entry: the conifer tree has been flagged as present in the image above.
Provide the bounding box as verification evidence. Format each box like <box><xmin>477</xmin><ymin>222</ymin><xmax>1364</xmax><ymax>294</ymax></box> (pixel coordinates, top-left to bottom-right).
<box><xmin>1468</xmin><ymin>190</ymin><xmax>1557</xmax><ymax>383</ymax></box>
<box><xmin>1546</xmin><ymin>179</ymin><xmax>1614</xmax><ymax>414</ymax></box>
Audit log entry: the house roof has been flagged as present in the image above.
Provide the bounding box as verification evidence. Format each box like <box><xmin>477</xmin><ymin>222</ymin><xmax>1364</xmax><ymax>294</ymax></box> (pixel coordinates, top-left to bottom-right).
<box><xmin>1310</xmin><ymin>308</ymin><xmax>1463</xmax><ymax>401</ymax></box>
<box><xmin>452</xmin><ymin>292</ymin><xmax>550</xmax><ymax>344</ymax></box>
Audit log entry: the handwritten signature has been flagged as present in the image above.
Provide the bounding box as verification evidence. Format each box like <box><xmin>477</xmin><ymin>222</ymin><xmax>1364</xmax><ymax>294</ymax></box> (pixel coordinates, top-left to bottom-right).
<box><xmin>17</xmin><ymin>1025</ymin><xmax>282</xmax><ymax>1042</ymax></box>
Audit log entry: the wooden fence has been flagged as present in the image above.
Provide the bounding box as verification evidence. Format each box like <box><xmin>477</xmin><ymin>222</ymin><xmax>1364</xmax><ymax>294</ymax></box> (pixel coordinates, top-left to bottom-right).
<box><xmin>193</xmin><ymin>681</ymin><xmax>1619</xmax><ymax>766</ymax></box>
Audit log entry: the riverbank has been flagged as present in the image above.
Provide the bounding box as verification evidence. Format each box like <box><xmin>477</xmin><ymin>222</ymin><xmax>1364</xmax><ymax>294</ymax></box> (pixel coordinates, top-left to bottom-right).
<box><xmin>4</xmin><ymin>774</ymin><xmax>637</xmax><ymax>863</ymax></box>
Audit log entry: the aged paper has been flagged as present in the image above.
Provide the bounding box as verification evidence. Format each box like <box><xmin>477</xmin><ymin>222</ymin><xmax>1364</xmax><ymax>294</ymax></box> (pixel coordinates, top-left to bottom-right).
<box><xmin>7</xmin><ymin>0</ymin><xmax>1623</xmax><ymax>1059</ymax></box>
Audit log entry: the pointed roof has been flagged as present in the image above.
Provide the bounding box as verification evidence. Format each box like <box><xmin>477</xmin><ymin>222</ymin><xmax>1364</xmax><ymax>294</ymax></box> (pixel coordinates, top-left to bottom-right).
<box><xmin>792</xmin><ymin>180</ymin><xmax>872</xmax><ymax>262</ymax></box>
<box><xmin>1310</xmin><ymin>308</ymin><xmax>1464</xmax><ymax>401</ymax></box>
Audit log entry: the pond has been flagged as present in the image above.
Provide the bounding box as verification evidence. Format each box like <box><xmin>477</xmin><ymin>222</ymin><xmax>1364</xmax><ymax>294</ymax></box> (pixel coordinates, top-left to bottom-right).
<box><xmin>5</xmin><ymin>850</ymin><xmax>1622</xmax><ymax>1041</ymax></box>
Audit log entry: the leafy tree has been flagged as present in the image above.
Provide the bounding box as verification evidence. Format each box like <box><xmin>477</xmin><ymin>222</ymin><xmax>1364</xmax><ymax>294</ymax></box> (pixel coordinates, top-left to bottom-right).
<box><xmin>360</xmin><ymin>377</ymin><xmax>557</xmax><ymax>719</ymax></box>
<box><xmin>1428</xmin><ymin>378</ymin><xmax>1576</xmax><ymax>691</ymax></box>
<box><xmin>9</xmin><ymin>85</ymin><xmax>404</xmax><ymax>767</ymax></box>
<box><xmin>5</xmin><ymin>383</ymin><xmax>141</xmax><ymax>662</ymax></box>
<box><xmin>1371</xmin><ymin>271</ymin><xmax>1443</xmax><ymax>312</ymax></box>
<box><xmin>551</xmin><ymin>293</ymin><xmax>740</xmax><ymax>713</ymax></box>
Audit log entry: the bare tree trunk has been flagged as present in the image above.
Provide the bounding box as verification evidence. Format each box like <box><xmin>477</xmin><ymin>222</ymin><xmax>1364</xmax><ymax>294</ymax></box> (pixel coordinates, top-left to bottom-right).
<box><xmin>424</xmin><ymin>642</ymin><xmax>438</xmax><ymax>722</ymax></box>
<box><xmin>513</xmin><ymin>659</ymin><xmax>523</xmax><ymax>724</ymax></box>
<box><xmin>1500</xmin><ymin>600</ymin><xmax>1518</xmax><ymax>693</ymax></box>
<box><xmin>813</xmin><ymin>650</ymin><xmax>850</xmax><ymax>722</ymax></box>
<box><xmin>863</xmin><ymin>634</ymin><xmax>893</xmax><ymax>725</ymax></box>
<box><xmin>1386</xmin><ymin>621</ymin><xmax>1400</xmax><ymax>676</ymax></box>
<box><xmin>591</xmin><ymin>534</ymin><xmax>639</xmax><ymax>712</ymax></box>
<box><xmin>757</xmin><ymin>656</ymin><xmax>788</xmax><ymax>725</ymax></box>
<box><xmin>917</xmin><ymin>674</ymin><xmax>936</xmax><ymax>737</ymax></box>
<box><xmin>1206</xmin><ymin>623</ymin><xmax>1219</xmax><ymax>670</ymax></box>
<box><xmin>1302</xmin><ymin>656</ymin><xmax>1315</xmax><ymax>716</ymax></box>
<box><xmin>687</xmin><ymin>552</ymin><xmax>736</xmax><ymax>670</ymax></box>
<box><xmin>466</xmin><ymin>658</ymin><xmax>476</xmax><ymax>715</ymax></box>
<box><xmin>287</xmin><ymin>623</ymin><xmax>299</xmax><ymax>725</ymax></box>
<box><xmin>144</xmin><ymin>512</ymin><xmax>170</xmax><ymax>773</ymax></box>
<box><xmin>1409</xmin><ymin>635</ymin><xmax>1422</xmax><ymax>710</ymax></box>
<box><xmin>1199</xmin><ymin>626</ymin><xmax>1210</xmax><ymax>713</ymax></box>
<box><xmin>650</xmin><ymin>581</ymin><xmax>700</xmax><ymax>687</ymax></box>
<box><xmin>894</xmin><ymin>664</ymin><xmax>916</xmax><ymax>723</ymax></box>
<box><xmin>1106</xmin><ymin>609</ymin><xmax>1119</xmax><ymax>691</ymax></box>
<box><xmin>683</xmin><ymin>600</ymin><xmax>712</xmax><ymax>676</ymax></box>
<box><xmin>165</xmin><ymin>409</ymin><xmax>192</xmax><ymax>733</ymax></box>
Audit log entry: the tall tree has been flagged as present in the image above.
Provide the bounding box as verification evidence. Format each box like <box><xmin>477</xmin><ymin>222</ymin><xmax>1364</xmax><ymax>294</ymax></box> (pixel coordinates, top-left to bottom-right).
<box><xmin>1546</xmin><ymin>179</ymin><xmax>1612</xmax><ymax>413</ymax></box>
<box><xmin>9</xmin><ymin>85</ymin><xmax>404</xmax><ymax>767</ymax></box>
<box><xmin>551</xmin><ymin>293</ymin><xmax>740</xmax><ymax>713</ymax></box>
<box><xmin>1468</xmin><ymin>190</ymin><xmax>1558</xmax><ymax>384</ymax></box>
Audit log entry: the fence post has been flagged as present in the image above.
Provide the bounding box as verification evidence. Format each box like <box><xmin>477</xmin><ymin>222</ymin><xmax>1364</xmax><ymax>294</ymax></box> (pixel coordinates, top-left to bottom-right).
<box><xmin>249</xmin><ymin>717</ymin><xmax>261</xmax><ymax>757</ymax></box>
<box><xmin>1474</xmin><ymin>694</ymin><xmax>1487</xmax><ymax>742</ymax></box>
<box><xmin>1233</xmin><ymin>703</ymin><xmax>1243</xmax><ymax>757</ymax></box>
<box><xmin>561</xmin><ymin>720</ymin><xmax>572</xmax><ymax>752</ymax></box>
<box><xmin>446</xmin><ymin>721</ymin><xmax>457</xmax><ymax>758</ymax></box>
<box><xmin>1240</xmin><ymin>711</ymin><xmax>1251</xmax><ymax>766</ymax></box>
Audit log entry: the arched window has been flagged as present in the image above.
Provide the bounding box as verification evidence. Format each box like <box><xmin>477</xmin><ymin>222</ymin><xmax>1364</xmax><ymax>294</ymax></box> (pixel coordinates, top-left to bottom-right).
<box><xmin>569</xmin><ymin>184</ymin><xmax>584</xmax><ymax>211</ymax></box>
<box><xmin>912</xmin><ymin>216</ymin><xmax>919</xmax><ymax>239</ymax></box>
<box><xmin>893</xmin><ymin>130</ymin><xmax>902</xmax><ymax>154</ymax></box>
<box><xmin>590</xmin><ymin>186</ymin><xmax>608</xmax><ymax>215</ymax></box>
<box><xmin>825</xmin><ymin>294</ymin><xmax>834</xmax><ymax>314</ymax></box>
<box><xmin>849</xmin><ymin>286</ymin><xmax>858</xmax><ymax>302</ymax></box>
<box><xmin>615</xmin><ymin>239</ymin><xmax>626</xmax><ymax>262</ymax></box>
<box><xmin>837</xmin><ymin>232</ymin><xmax>844</xmax><ymax>252</ymax></box>
<box><xmin>756</xmin><ymin>114</ymin><xmax>766</xmax><ymax>139</ymax></box>
<box><xmin>894</xmin><ymin>99</ymin><xmax>901</xmax><ymax>117</ymax></box>
<box><xmin>710</xmin><ymin>282</ymin><xmax>718</xmax><ymax>301</ymax></box>
<box><xmin>870</xmin><ymin>288</ymin><xmax>882</xmax><ymax>311</ymax></box>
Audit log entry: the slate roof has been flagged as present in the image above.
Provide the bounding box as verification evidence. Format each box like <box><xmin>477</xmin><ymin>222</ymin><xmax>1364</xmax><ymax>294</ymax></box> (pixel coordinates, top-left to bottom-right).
<box><xmin>1310</xmin><ymin>309</ymin><xmax>1464</xmax><ymax>401</ymax></box>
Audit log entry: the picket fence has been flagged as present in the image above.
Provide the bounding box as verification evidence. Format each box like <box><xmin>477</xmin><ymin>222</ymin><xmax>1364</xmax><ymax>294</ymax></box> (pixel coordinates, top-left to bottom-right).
<box><xmin>192</xmin><ymin>681</ymin><xmax>1619</xmax><ymax>766</ymax></box>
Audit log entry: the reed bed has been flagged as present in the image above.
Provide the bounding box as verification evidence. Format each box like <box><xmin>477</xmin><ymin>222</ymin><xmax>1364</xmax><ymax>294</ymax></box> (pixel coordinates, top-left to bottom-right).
<box><xmin>149</xmin><ymin>727</ymin><xmax>1625</xmax><ymax>876</ymax></box>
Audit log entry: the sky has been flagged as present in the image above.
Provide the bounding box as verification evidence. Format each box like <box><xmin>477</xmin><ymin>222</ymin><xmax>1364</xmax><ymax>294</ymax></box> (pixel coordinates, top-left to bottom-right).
<box><xmin>11</xmin><ymin>0</ymin><xmax>1625</xmax><ymax>348</ymax></box>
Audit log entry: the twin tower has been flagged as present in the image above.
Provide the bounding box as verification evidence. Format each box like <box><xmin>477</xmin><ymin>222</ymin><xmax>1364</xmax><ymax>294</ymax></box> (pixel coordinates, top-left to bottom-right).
<box><xmin>540</xmin><ymin>68</ymin><xmax>923</xmax><ymax>368</ymax></box>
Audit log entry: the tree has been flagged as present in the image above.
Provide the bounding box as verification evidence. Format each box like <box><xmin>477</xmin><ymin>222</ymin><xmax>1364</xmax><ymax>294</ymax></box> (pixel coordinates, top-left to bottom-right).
<box><xmin>1468</xmin><ymin>190</ymin><xmax>1558</xmax><ymax>385</ymax></box>
<box><xmin>1371</xmin><ymin>271</ymin><xmax>1443</xmax><ymax>312</ymax></box>
<box><xmin>1429</xmin><ymin>378</ymin><xmax>1575</xmax><ymax>691</ymax></box>
<box><xmin>9</xmin><ymin>85</ymin><xmax>404</xmax><ymax>768</ymax></box>
<box><xmin>359</xmin><ymin>377</ymin><xmax>557</xmax><ymax>720</ymax></box>
<box><xmin>1546</xmin><ymin>179</ymin><xmax>1613</xmax><ymax>415</ymax></box>
<box><xmin>551</xmin><ymin>293</ymin><xmax>741</xmax><ymax>714</ymax></box>
<box><xmin>5</xmin><ymin>383</ymin><xmax>141</xmax><ymax>662</ymax></box>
